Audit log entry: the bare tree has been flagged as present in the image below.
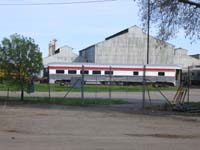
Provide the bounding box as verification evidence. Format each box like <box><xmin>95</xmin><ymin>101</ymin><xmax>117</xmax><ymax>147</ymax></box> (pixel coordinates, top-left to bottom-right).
<box><xmin>134</xmin><ymin>0</ymin><xmax>200</xmax><ymax>41</ymax></box>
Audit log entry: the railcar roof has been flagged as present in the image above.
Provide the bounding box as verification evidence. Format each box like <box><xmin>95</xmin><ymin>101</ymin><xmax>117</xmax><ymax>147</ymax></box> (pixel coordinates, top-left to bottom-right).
<box><xmin>47</xmin><ymin>62</ymin><xmax>181</xmax><ymax>69</ymax></box>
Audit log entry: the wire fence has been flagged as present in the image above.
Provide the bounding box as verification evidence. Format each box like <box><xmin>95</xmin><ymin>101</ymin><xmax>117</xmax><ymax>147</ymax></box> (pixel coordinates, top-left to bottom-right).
<box><xmin>0</xmin><ymin>74</ymin><xmax>183</xmax><ymax>108</ymax></box>
<box><xmin>1</xmin><ymin>66</ymin><xmax>200</xmax><ymax>111</ymax></box>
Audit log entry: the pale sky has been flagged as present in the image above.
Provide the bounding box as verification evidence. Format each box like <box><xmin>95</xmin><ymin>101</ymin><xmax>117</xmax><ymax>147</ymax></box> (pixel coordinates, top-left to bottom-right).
<box><xmin>0</xmin><ymin>0</ymin><xmax>199</xmax><ymax>57</ymax></box>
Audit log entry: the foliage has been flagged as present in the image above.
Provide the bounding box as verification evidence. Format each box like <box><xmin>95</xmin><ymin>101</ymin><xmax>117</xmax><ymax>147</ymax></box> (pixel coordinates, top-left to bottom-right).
<box><xmin>0</xmin><ymin>34</ymin><xmax>43</xmax><ymax>100</ymax></box>
<box><xmin>134</xmin><ymin>0</ymin><xmax>200</xmax><ymax>41</ymax></box>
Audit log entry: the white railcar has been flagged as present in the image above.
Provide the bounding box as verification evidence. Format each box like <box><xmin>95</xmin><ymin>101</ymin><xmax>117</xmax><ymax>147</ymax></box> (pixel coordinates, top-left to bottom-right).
<box><xmin>46</xmin><ymin>63</ymin><xmax>182</xmax><ymax>86</ymax></box>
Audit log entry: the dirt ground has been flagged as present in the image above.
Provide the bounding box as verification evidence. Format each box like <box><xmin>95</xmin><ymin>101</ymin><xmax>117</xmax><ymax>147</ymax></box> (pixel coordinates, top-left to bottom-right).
<box><xmin>0</xmin><ymin>103</ymin><xmax>200</xmax><ymax>150</ymax></box>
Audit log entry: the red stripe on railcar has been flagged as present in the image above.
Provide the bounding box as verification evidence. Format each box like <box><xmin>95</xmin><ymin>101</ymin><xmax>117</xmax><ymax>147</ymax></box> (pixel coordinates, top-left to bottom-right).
<box><xmin>48</xmin><ymin>66</ymin><xmax>176</xmax><ymax>71</ymax></box>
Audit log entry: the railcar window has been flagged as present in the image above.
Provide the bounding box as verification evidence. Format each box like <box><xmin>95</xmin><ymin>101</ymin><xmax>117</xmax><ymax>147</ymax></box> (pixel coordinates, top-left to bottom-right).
<box><xmin>158</xmin><ymin>72</ymin><xmax>165</xmax><ymax>76</ymax></box>
<box><xmin>68</xmin><ymin>70</ymin><xmax>77</xmax><ymax>74</ymax></box>
<box><xmin>105</xmin><ymin>71</ymin><xmax>113</xmax><ymax>75</ymax></box>
<box><xmin>92</xmin><ymin>70</ymin><xmax>101</xmax><ymax>75</ymax></box>
<box><xmin>80</xmin><ymin>70</ymin><xmax>89</xmax><ymax>74</ymax></box>
<box><xmin>56</xmin><ymin>70</ymin><xmax>64</xmax><ymax>74</ymax></box>
<box><xmin>133</xmin><ymin>71</ymin><xmax>139</xmax><ymax>76</ymax></box>
<box><xmin>191</xmin><ymin>73</ymin><xmax>195</xmax><ymax>76</ymax></box>
<box><xmin>43</xmin><ymin>68</ymin><xmax>49</xmax><ymax>77</ymax></box>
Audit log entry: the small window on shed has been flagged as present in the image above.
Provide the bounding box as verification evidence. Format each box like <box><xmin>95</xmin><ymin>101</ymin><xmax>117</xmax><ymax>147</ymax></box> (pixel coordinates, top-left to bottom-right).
<box><xmin>105</xmin><ymin>71</ymin><xmax>113</xmax><ymax>75</ymax></box>
<box><xmin>133</xmin><ymin>71</ymin><xmax>139</xmax><ymax>76</ymax></box>
<box><xmin>158</xmin><ymin>72</ymin><xmax>165</xmax><ymax>76</ymax></box>
<box><xmin>68</xmin><ymin>70</ymin><xmax>77</xmax><ymax>74</ymax></box>
<box><xmin>54</xmin><ymin>48</ymin><xmax>60</xmax><ymax>54</ymax></box>
<box><xmin>56</xmin><ymin>70</ymin><xmax>64</xmax><ymax>74</ymax></box>
<box><xmin>80</xmin><ymin>70</ymin><xmax>89</xmax><ymax>74</ymax></box>
<box><xmin>92</xmin><ymin>70</ymin><xmax>101</xmax><ymax>75</ymax></box>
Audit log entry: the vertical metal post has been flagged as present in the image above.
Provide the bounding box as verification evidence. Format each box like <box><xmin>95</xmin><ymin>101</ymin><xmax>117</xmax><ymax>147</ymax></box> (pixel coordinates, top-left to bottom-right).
<box><xmin>142</xmin><ymin>0</ymin><xmax>150</xmax><ymax>110</ymax></box>
<box><xmin>147</xmin><ymin>0</ymin><xmax>150</xmax><ymax>64</ymax></box>
<box><xmin>7</xmin><ymin>87</ymin><xmax>9</xmax><ymax>99</ymax></box>
<box><xmin>48</xmin><ymin>83</ymin><xmax>51</xmax><ymax>99</ymax></box>
<box><xmin>109</xmin><ymin>66</ymin><xmax>112</xmax><ymax>100</ymax></box>
<box><xmin>187</xmin><ymin>66</ymin><xmax>190</xmax><ymax>103</ymax></box>
<box><xmin>48</xmin><ymin>69</ymin><xmax>51</xmax><ymax>99</ymax></box>
<box><xmin>81</xmin><ymin>65</ymin><xmax>84</xmax><ymax>100</ymax></box>
<box><xmin>95</xmin><ymin>75</ymin><xmax>97</xmax><ymax>99</ymax></box>
<box><xmin>142</xmin><ymin>65</ymin><xmax>146</xmax><ymax>109</ymax></box>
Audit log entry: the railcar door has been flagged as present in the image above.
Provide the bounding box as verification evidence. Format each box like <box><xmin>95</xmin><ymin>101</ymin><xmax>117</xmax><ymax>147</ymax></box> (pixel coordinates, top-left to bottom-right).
<box><xmin>175</xmin><ymin>69</ymin><xmax>182</xmax><ymax>86</ymax></box>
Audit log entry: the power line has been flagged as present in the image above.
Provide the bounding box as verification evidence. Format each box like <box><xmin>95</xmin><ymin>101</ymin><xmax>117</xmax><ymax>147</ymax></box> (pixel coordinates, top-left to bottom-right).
<box><xmin>0</xmin><ymin>0</ymin><xmax>118</xmax><ymax>6</ymax></box>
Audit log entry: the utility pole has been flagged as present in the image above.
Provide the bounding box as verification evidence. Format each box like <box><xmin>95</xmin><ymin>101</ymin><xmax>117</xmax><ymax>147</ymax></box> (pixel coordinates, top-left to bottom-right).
<box><xmin>147</xmin><ymin>0</ymin><xmax>150</xmax><ymax>64</ymax></box>
<box><xmin>142</xmin><ymin>65</ymin><xmax>146</xmax><ymax>109</ymax></box>
<box><xmin>143</xmin><ymin>0</ymin><xmax>151</xmax><ymax>109</ymax></box>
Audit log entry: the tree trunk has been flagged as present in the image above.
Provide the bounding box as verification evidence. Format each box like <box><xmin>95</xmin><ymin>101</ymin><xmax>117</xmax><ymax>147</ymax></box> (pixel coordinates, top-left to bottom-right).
<box><xmin>20</xmin><ymin>80</ymin><xmax>24</xmax><ymax>101</ymax></box>
<box><xmin>21</xmin><ymin>88</ymin><xmax>24</xmax><ymax>101</ymax></box>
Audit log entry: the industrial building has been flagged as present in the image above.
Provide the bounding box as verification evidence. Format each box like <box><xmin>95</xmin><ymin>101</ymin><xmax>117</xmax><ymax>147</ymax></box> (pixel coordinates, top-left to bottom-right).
<box><xmin>78</xmin><ymin>26</ymin><xmax>200</xmax><ymax>69</ymax></box>
<box><xmin>42</xmin><ymin>26</ymin><xmax>200</xmax><ymax>84</ymax></box>
<box><xmin>42</xmin><ymin>39</ymin><xmax>79</xmax><ymax>78</ymax></box>
<box><xmin>174</xmin><ymin>48</ymin><xmax>200</xmax><ymax>68</ymax></box>
<box><xmin>42</xmin><ymin>26</ymin><xmax>200</xmax><ymax>74</ymax></box>
<box><xmin>43</xmin><ymin>39</ymin><xmax>78</xmax><ymax>68</ymax></box>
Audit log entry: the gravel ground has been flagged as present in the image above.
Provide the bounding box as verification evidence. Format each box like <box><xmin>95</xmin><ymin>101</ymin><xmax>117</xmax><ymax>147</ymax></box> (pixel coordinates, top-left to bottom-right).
<box><xmin>0</xmin><ymin>103</ymin><xmax>200</xmax><ymax>150</ymax></box>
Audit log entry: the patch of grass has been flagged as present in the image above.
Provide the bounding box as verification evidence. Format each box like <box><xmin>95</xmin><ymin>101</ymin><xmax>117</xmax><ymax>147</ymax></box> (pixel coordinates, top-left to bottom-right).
<box><xmin>33</xmin><ymin>84</ymin><xmax>143</xmax><ymax>92</ymax></box>
<box><xmin>0</xmin><ymin>96</ymin><xmax>128</xmax><ymax>106</ymax></box>
<box><xmin>0</xmin><ymin>83</ymin><xmax>178</xmax><ymax>92</ymax></box>
<box><xmin>155</xmin><ymin>102</ymin><xmax>200</xmax><ymax>112</ymax></box>
<box><xmin>184</xmin><ymin>102</ymin><xmax>200</xmax><ymax>108</ymax></box>
<box><xmin>0</xmin><ymin>84</ymin><xmax>19</xmax><ymax>91</ymax></box>
<box><xmin>31</xmin><ymin>84</ymin><xmax>178</xmax><ymax>92</ymax></box>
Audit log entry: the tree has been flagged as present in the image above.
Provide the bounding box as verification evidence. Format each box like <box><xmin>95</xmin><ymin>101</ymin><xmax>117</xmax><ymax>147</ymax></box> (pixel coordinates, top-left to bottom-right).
<box><xmin>0</xmin><ymin>34</ymin><xmax>43</xmax><ymax>100</ymax></box>
<box><xmin>134</xmin><ymin>0</ymin><xmax>200</xmax><ymax>41</ymax></box>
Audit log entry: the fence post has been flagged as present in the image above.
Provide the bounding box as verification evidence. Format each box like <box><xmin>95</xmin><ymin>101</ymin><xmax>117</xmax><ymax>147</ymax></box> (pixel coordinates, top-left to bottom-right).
<box><xmin>187</xmin><ymin>66</ymin><xmax>190</xmax><ymax>103</ymax></box>
<box><xmin>81</xmin><ymin>65</ymin><xmax>84</xmax><ymax>101</ymax></box>
<box><xmin>142</xmin><ymin>65</ymin><xmax>146</xmax><ymax>109</ymax></box>
<box><xmin>48</xmin><ymin>69</ymin><xmax>51</xmax><ymax>99</ymax></box>
<box><xmin>95</xmin><ymin>75</ymin><xmax>98</xmax><ymax>99</ymax></box>
<box><xmin>109</xmin><ymin>66</ymin><xmax>112</xmax><ymax>100</ymax></box>
<box><xmin>7</xmin><ymin>87</ymin><xmax>9</xmax><ymax>99</ymax></box>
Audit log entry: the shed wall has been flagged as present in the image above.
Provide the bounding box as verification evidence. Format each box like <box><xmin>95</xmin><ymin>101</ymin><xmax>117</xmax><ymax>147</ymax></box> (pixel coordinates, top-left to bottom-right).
<box><xmin>94</xmin><ymin>26</ymin><xmax>175</xmax><ymax>65</ymax></box>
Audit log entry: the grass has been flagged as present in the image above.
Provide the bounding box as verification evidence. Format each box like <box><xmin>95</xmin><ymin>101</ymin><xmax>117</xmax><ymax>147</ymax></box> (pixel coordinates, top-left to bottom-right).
<box><xmin>155</xmin><ymin>102</ymin><xmax>200</xmax><ymax>112</ymax></box>
<box><xmin>0</xmin><ymin>96</ymin><xmax>128</xmax><ymax>106</ymax></box>
<box><xmin>0</xmin><ymin>84</ymin><xmax>20</xmax><ymax>91</ymax></box>
<box><xmin>0</xmin><ymin>83</ymin><xmax>178</xmax><ymax>92</ymax></box>
<box><xmin>183</xmin><ymin>102</ymin><xmax>200</xmax><ymax>108</ymax></box>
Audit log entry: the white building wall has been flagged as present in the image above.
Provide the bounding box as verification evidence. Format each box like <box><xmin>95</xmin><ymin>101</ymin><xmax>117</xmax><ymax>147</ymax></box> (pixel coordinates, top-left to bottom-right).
<box><xmin>94</xmin><ymin>26</ymin><xmax>175</xmax><ymax>65</ymax></box>
<box><xmin>174</xmin><ymin>48</ymin><xmax>200</xmax><ymax>69</ymax></box>
<box><xmin>77</xmin><ymin>25</ymin><xmax>200</xmax><ymax>69</ymax></box>
<box><xmin>95</xmin><ymin>32</ymin><xmax>129</xmax><ymax>64</ymax></box>
<box><xmin>43</xmin><ymin>45</ymin><xmax>78</xmax><ymax>67</ymax></box>
<box><xmin>79</xmin><ymin>46</ymin><xmax>95</xmax><ymax>62</ymax></box>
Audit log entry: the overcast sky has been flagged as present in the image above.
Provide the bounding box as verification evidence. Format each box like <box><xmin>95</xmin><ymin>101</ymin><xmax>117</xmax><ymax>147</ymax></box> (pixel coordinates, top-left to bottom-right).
<box><xmin>0</xmin><ymin>0</ymin><xmax>199</xmax><ymax>57</ymax></box>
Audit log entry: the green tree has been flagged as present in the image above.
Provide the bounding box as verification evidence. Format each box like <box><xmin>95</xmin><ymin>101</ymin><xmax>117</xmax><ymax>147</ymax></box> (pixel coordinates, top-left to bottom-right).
<box><xmin>135</xmin><ymin>0</ymin><xmax>200</xmax><ymax>41</ymax></box>
<box><xmin>0</xmin><ymin>34</ymin><xmax>43</xmax><ymax>100</ymax></box>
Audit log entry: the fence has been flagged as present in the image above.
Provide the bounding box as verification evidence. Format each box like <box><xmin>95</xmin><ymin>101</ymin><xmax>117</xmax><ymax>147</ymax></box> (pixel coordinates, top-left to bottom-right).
<box><xmin>0</xmin><ymin>75</ymin><xmax>181</xmax><ymax>108</ymax></box>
